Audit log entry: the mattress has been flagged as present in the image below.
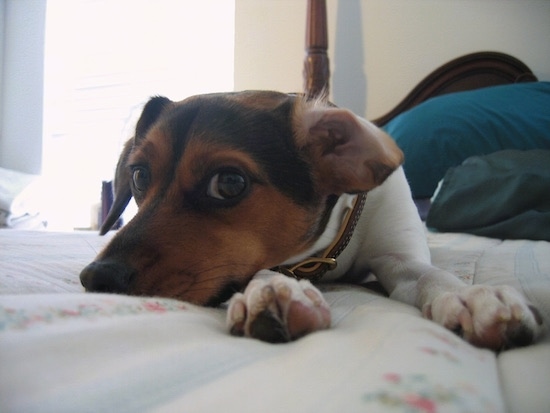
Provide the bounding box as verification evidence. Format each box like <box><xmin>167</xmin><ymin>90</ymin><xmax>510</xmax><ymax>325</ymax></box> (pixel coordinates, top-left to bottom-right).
<box><xmin>1</xmin><ymin>228</ymin><xmax>549</xmax><ymax>413</ymax></box>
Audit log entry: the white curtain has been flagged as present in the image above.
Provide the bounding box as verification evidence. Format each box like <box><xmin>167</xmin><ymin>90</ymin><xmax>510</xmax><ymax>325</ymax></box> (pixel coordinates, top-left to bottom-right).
<box><xmin>42</xmin><ymin>0</ymin><xmax>235</xmax><ymax>230</ymax></box>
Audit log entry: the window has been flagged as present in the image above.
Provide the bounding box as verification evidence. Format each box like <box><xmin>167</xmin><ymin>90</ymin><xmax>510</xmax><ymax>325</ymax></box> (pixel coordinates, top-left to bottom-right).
<box><xmin>42</xmin><ymin>0</ymin><xmax>235</xmax><ymax>230</ymax></box>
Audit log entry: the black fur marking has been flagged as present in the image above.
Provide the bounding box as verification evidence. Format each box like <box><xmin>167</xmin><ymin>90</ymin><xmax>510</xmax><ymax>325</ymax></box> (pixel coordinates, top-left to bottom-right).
<box><xmin>135</xmin><ymin>96</ymin><xmax>173</xmax><ymax>140</ymax></box>
<box><xmin>164</xmin><ymin>103</ymin><xmax>202</xmax><ymax>196</ymax></box>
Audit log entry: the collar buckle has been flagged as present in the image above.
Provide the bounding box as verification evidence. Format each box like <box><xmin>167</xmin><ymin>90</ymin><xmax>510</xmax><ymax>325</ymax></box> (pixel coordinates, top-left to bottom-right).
<box><xmin>275</xmin><ymin>193</ymin><xmax>367</xmax><ymax>282</ymax></box>
<box><xmin>276</xmin><ymin>257</ymin><xmax>337</xmax><ymax>282</ymax></box>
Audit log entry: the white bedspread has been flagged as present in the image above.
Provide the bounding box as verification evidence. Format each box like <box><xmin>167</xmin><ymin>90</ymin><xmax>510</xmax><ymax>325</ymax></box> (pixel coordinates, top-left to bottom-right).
<box><xmin>1</xmin><ymin>229</ymin><xmax>549</xmax><ymax>413</ymax></box>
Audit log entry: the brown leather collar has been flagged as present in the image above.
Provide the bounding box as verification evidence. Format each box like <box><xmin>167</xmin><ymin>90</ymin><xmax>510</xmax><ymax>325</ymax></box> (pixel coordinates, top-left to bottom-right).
<box><xmin>274</xmin><ymin>193</ymin><xmax>367</xmax><ymax>282</ymax></box>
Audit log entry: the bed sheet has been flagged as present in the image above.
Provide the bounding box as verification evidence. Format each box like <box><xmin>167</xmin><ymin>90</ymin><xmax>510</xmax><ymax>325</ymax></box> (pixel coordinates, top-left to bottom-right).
<box><xmin>1</xmin><ymin>229</ymin><xmax>549</xmax><ymax>413</ymax></box>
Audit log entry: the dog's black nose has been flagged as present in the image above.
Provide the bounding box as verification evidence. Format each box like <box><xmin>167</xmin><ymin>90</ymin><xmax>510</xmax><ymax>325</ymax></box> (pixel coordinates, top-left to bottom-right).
<box><xmin>80</xmin><ymin>261</ymin><xmax>135</xmax><ymax>293</ymax></box>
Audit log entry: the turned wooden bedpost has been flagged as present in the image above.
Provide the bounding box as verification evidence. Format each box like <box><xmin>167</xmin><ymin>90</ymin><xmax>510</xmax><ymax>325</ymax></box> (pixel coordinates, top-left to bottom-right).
<box><xmin>304</xmin><ymin>0</ymin><xmax>329</xmax><ymax>99</ymax></box>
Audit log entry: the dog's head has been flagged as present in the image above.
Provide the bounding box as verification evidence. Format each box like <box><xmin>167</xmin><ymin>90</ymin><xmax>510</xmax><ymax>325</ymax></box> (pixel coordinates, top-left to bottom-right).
<box><xmin>80</xmin><ymin>91</ymin><xmax>403</xmax><ymax>305</ymax></box>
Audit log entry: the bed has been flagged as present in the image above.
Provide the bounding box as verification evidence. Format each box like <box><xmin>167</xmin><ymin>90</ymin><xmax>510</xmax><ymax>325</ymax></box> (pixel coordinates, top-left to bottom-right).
<box><xmin>1</xmin><ymin>1</ymin><xmax>550</xmax><ymax>412</ymax></box>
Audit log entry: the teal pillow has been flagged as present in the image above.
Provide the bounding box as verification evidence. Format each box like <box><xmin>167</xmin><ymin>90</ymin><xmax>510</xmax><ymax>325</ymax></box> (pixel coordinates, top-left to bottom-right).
<box><xmin>383</xmin><ymin>82</ymin><xmax>550</xmax><ymax>198</ymax></box>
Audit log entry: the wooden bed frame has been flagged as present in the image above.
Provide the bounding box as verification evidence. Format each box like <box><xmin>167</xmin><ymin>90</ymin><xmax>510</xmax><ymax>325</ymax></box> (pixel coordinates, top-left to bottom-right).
<box><xmin>303</xmin><ymin>0</ymin><xmax>538</xmax><ymax>126</ymax></box>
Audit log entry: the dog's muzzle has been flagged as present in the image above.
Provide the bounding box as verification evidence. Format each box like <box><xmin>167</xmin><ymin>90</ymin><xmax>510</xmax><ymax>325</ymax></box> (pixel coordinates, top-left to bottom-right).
<box><xmin>80</xmin><ymin>261</ymin><xmax>135</xmax><ymax>294</ymax></box>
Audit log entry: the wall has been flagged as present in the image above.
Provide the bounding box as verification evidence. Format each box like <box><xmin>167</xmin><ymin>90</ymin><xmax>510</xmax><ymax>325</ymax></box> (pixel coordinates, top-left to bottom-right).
<box><xmin>0</xmin><ymin>0</ymin><xmax>4</xmax><ymax>143</ymax></box>
<box><xmin>235</xmin><ymin>0</ymin><xmax>306</xmax><ymax>94</ymax></box>
<box><xmin>235</xmin><ymin>0</ymin><xmax>550</xmax><ymax>119</ymax></box>
<box><xmin>0</xmin><ymin>0</ymin><xmax>46</xmax><ymax>174</ymax></box>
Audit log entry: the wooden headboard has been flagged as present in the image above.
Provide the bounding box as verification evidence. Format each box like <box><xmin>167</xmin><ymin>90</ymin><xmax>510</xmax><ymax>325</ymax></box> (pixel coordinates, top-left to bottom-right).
<box><xmin>302</xmin><ymin>0</ymin><xmax>538</xmax><ymax>125</ymax></box>
<box><xmin>371</xmin><ymin>52</ymin><xmax>538</xmax><ymax>126</ymax></box>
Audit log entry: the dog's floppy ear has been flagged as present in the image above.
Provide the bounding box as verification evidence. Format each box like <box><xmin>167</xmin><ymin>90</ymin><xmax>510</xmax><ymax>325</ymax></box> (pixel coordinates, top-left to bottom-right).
<box><xmin>99</xmin><ymin>138</ymin><xmax>134</xmax><ymax>235</ymax></box>
<box><xmin>298</xmin><ymin>107</ymin><xmax>404</xmax><ymax>196</ymax></box>
<box><xmin>99</xmin><ymin>96</ymin><xmax>172</xmax><ymax>235</ymax></box>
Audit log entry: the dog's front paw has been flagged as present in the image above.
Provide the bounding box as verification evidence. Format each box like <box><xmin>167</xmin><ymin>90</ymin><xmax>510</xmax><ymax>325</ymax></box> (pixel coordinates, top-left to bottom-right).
<box><xmin>226</xmin><ymin>273</ymin><xmax>331</xmax><ymax>343</ymax></box>
<box><xmin>424</xmin><ymin>285</ymin><xmax>544</xmax><ymax>350</ymax></box>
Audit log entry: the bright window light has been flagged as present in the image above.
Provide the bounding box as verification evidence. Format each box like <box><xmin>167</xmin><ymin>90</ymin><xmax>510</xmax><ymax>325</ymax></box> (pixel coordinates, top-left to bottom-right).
<box><xmin>42</xmin><ymin>0</ymin><xmax>235</xmax><ymax>230</ymax></box>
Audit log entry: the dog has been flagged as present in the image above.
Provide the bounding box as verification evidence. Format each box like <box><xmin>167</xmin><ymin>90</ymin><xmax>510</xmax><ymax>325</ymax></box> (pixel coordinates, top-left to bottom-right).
<box><xmin>80</xmin><ymin>91</ymin><xmax>543</xmax><ymax>349</ymax></box>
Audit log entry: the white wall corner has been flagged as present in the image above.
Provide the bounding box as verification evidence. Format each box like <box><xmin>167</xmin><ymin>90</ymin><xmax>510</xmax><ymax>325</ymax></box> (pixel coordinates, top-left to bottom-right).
<box><xmin>0</xmin><ymin>0</ymin><xmax>46</xmax><ymax>174</ymax></box>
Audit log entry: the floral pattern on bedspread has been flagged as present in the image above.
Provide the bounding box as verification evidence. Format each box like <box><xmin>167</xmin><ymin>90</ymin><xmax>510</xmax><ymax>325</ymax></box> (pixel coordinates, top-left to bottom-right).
<box><xmin>0</xmin><ymin>296</ymin><xmax>189</xmax><ymax>331</ymax></box>
<box><xmin>360</xmin><ymin>328</ymin><xmax>498</xmax><ymax>413</ymax></box>
<box><xmin>363</xmin><ymin>372</ymin><xmax>498</xmax><ymax>413</ymax></box>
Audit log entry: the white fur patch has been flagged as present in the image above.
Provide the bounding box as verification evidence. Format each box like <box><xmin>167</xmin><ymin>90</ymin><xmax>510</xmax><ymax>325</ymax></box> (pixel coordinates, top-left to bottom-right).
<box><xmin>279</xmin><ymin>193</ymin><xmax>357</xmax><ymax>266</ymax></box>
<box><xmin>291</xmin><ymin>93</ymin><xmax>331</xmax><ymax>148</ymax></box>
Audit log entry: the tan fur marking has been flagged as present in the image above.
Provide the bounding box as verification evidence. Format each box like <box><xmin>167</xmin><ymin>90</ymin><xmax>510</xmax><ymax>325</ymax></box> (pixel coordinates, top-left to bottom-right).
<box><xmin>127</xmin><ymin>126</ymin><xmax>174</xmax><ymax>205</ymax></box>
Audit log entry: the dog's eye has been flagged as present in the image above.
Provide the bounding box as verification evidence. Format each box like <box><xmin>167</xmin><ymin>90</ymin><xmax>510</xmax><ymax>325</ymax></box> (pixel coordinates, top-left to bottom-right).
<box><xmin>207</xmin><ymin>170</ymin><xmax>247</xmax><ymax>200</ymax></box>
<box><xmin>132</xmin><ymin>167</ymin><xmax>150</xmax><ymax>192</ymax></box>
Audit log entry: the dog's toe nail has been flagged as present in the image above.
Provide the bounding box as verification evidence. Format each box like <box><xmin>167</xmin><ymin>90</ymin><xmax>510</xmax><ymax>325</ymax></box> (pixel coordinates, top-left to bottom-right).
<box><xmin>275</xmin><ymin>284</ymin><xmax>291</xmax><ymax>300</ymax></box>
<box><xmin>228</xmin><ymin>300</ymin><xmax>247</xmax><ymax>337</ymax></box>
<box><xmin>422</xmin><ymin>304</ymin><xmax>433</xmax><ymax>320</ymax></box>
<box><xmin>261</xmin><ymin>285</ymin><xmax>275</xmax><ymax>302</ymax></box>
<box><xmin>496</xmin><ymin>307</ymin><xmax>511</xmax><ymax>322</ymax></box>
<box><xmin>511</xmin><ymin>304</ymin><xmax>524</xmax><ymax>321</ymax></box>
<box><xmin>304</xmin><ymin>288</ymin><xmax>322</xmax><ymax>306</ymax></box>
<box><xmin>230</xmin><ymin>301</ymin><xmax>246</xmax><ymax>323</ymax></box>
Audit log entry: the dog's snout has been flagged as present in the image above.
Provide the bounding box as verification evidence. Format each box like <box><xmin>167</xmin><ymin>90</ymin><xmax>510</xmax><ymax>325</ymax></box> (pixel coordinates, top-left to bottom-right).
<box><xmin>80</xmin><ymin>261</ymin><xmax>135</xmax><ymax>294</ymax></box>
